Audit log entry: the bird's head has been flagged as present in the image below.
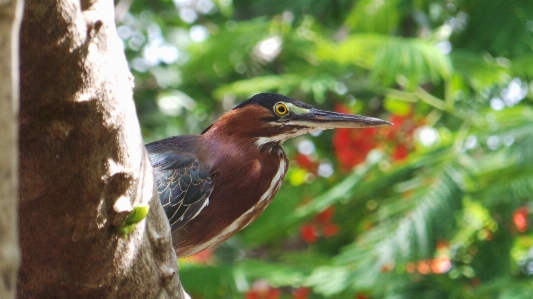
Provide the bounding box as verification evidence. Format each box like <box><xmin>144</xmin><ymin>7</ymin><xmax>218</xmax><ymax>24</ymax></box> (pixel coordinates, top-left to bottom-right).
<box><xmin>203</xmin><ymin>93</ymin><xmax>391</xmax><ymax>147</ymax></box>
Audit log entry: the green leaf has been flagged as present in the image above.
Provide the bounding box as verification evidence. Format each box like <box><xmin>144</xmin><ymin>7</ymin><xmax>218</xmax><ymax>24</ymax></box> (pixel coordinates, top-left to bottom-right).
<box><xmin>332</xmin><ymin>167</ymin><xmax>464</xmax><ymax>293</ymax></box>
<box><xmin>450</xmin><ymin>51</ymin><xmax>510</xmax><ymax>91</ymax></box>
<box><xmin>383</xmin><ymin>97</ymin><xmax>412</xmax><ymax>116</ymax></box>
<box><xmin>344</xmin><ymin>0</ymin><xmax>402</xmax><ymax>34</ymax></box>
<box><xmin>511</xmin><ymin>54</ymin><xmax>533</xmax><ymax>79</ymax></box>
<box><xmin>213</xmin><ymin>74</ymin><xmax>301</xmax><ymax>99</ymax></box>
<box><xmin>317</xmin><ymin>34</ymin><xmax>452</xmax><ymax>87</ymax></box>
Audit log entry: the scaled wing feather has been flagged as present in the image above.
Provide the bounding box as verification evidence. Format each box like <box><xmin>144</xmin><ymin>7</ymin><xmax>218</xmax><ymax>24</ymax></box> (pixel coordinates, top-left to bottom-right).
<box><xmin>149</xmin><ymin>151</ymin><xmax>213</xmax><ymax>231</ymax></box>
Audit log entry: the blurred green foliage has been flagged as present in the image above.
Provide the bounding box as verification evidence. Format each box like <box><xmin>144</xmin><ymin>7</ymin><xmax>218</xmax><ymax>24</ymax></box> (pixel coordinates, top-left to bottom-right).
<box><xmin>117</xmin><ymin>0</ymin><xmax>533</xmax><ymax>298</ymax></box>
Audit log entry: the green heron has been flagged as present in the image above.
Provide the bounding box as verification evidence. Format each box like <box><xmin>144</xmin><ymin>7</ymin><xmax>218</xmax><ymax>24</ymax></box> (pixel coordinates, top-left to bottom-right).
<box><xmin>146</xmin><ymin>93</ymin><xmax>390</xmax><ymax>257</ymax></box>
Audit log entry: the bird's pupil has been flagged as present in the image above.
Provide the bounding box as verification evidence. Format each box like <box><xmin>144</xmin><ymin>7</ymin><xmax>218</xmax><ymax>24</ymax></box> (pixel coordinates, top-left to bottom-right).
<box><xmin>277</xmin><ymin>105</ymin><xmax>285</xmax><ymax>113</ymax></box>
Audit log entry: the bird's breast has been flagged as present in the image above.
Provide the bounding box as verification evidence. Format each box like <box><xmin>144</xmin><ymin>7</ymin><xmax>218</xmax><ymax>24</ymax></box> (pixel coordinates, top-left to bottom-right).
<box><xmin>175</xmin><ymin>146</ymin><xmax>288</xmax><ymax>257</ymax></box>
<box><xmin>207</xmin><ymin>146</ymin><xmax>288</xmax><ymax>234</ymax></box>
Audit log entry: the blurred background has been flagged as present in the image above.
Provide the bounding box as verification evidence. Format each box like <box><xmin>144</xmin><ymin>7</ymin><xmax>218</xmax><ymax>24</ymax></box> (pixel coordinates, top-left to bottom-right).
<box><xmin>116</xmin><ymin>0</ymin><xmax>533</xmax><ymax>298</ymax></box>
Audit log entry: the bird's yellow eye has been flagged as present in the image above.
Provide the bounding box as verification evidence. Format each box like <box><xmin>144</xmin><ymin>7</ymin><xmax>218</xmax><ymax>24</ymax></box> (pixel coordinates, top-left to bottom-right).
<box><xmin>274</xmin><ymin>102</ymin><xmax>289</xmax><ymax>116</ymax></box>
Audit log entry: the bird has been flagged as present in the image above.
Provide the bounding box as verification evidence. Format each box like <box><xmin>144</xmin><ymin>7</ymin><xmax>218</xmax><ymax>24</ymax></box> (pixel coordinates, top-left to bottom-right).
<box><xmin>146</xmin><ymin>93</ymin><xmax>391</xmax><ymax>257</ymax></box>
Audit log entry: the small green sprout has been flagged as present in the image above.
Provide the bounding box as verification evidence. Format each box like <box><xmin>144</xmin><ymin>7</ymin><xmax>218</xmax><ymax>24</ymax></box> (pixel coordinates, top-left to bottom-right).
<box><xmin>116</xmin><ymin>204</ymin><xmax>149</xmax><ymax>237</ymax></box>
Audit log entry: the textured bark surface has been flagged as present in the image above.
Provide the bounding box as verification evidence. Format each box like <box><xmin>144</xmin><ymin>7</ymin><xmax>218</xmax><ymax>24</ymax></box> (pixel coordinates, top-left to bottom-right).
<box><xmin>0</xmin><ymin>0</ymin><xmax>23</xmax><ymax>298</ymax></box>
<box><xmin>18</xmin><ymin>0</ymin><xmax>186</xmax><ymax>298</ymax></box>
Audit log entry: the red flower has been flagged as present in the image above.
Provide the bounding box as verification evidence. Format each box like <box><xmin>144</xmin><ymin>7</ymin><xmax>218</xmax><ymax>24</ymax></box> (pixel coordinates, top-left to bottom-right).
<box><xmin>383</xmin><ymin>114</ymin><xmax>410</xmax><ymax>141</ymax></box>
<box><xmin>431</xmin><ymin>256</ymin><xmax>452</xmax><ymax>274</ymax></box>
<box><xmin>335</xmin><ymin>103</ymin><xmax>351</xmax><ymax>114</ymax></box>
<box><xmin>292</xmin><ymin>287</ymin><xmax>310</xmax><ymax>299</ymax></box>
<box><xmin>382</xmin><ymin>113</ymin><xmax>418</xmax><ymax>161</ymax></box>
<box><xmin>333</xmin><ymin>127</ymin><xmax>379</xmax><ymax>170</ymax></box>
<box><xmin>332</xmin><ymin>103</ymin><xmax>425</xmax><ymax>167</ymax></box>
<box><xmin>513</xmin><ymin>206</ymin><xmax>529</xmax><ymax>232</ymax></box>
<box><xmin>383</xmin><ymin>111</ymin><xmax>421</xmax><ymax>141</ymax></box>
<box><xmin>391</xmin><ymin>144</ymin><xmax>409</xmax><ymax>161</ymax></box>
<box><xmin>355</xmin><ymin>293</ymin><xmax>369</xmax><ymax>299</ymax></box>
<box><xmin>315</xmin><ymin>206</ymin><xmax>335</xmax><ymax>224</ymax></box>
<box><xmin>416</xmin><ymin>260</ymin><xmax>431</xmax><ymax>274</ymax></box>
<box><xmin>322</xmin><ymin>224</ymin><xmax>340</xmax><ymax>237</ymax></box>
<box><xmin>295</xmin><ymin>154</ymin><xmax>319</xmax><ymax>174</ymax></box>
<box><xmin>300</xmin><ymin>206</ymin><xmax>340</xmax><ymax>243</ymax></box>
<box><xmin>436</xmin><ymin>241</ymin><xmax>449</xmax><ymax>250</ymax></box>
<box><xmin>245</xmin><ymin>281</ymin><xmax>280</xmax><ymax>299</ymax></box>
<box><xmin>407</xmin><ymin>256</ymin><xmax>452</xmax><ymax>275</ymax></box>
<box><xmin>300</xmin><ymin>224</ymin><xmax>318</xmax><ymax>243</ymax></box>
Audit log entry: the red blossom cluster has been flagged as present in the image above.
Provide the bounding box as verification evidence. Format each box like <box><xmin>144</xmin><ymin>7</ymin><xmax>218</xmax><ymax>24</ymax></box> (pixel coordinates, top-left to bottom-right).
<box><xmin>245</xmin><ymin>281</ymin><xmax>280</xmax><ymax>299</ymax></box>
<box><xmin>332</xmin><ymin>104</ymin><xmax>422</xmax><ymax>171</ymax></box>
<box><xmin>333</xmin><ymin>127</ymin><xmax>379</xmax><ymax>170</ymax></box>
<box><xmin>381</xmin><ymin>113</ymin><xmax>420</xmax><ymax>161</ymax></box>
<box><xmin>294</xmin><ymin>154</ymin><xmax>319</xmax><ymax>175</ymax></box>
<box><xmin>291</xmin><ymin>287</ymin><xmax>311</xmax><ymax>299</ymax></box>
<box><xmin>405</xmin><ymin>256</ymin><xmax>452</xmax><ymax>275</ymax></box>
<box><xmin>300</xmin><ymin>206</ymin><xmax>340</xmax><ymax>243</ymax></box>
<box><xmin>405</xmin><ymin>241</ymin><xmax>452</xmax><ymax>275</ymax></box>
<box><xmin>513</xmin><ymin>206</ymin><xmax>529</xmax><ymax>232</ymax></box>
<box><xmin>245</xmin><ymin>282</ymin><xmax>311</xmax><ymax>299</ymax></box>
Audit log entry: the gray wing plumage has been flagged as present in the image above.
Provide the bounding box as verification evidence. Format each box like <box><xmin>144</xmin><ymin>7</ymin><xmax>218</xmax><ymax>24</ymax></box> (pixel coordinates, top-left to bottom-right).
<box><xmin>147</xmin><ymin>148</ymin><xmax>213</xmax><ymax>231</ymax></box>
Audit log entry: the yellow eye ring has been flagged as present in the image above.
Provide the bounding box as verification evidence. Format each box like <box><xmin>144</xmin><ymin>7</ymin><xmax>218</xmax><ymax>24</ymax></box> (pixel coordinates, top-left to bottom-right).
<box><xmin>274</xmin><ymin>102</ymin><xmax>289</xmax><ymax>116</ymax></box>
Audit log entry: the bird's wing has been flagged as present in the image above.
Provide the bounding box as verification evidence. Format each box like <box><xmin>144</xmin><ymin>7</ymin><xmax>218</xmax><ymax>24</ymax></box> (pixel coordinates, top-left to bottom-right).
<box><xmin>149</xmin><ymin>151</ymin><xmax>213</xmax><ymax>231</ymax></box>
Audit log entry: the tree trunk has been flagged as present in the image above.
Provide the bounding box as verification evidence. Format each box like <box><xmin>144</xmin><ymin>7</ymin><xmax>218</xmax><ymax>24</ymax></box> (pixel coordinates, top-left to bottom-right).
<box><xmin>0</xmin><ymin>0</ymin><xmax>23</xmax><ymax>298</ymax></box>
<box><xmin>17</xmin><ymin>0</ymin><xmax>187</xmax><ymax>298</ymax></box>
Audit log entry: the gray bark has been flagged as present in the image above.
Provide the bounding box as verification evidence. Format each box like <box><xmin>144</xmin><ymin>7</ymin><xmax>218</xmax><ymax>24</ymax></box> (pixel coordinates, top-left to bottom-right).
<box><xmin>17</xmin><ymin>0</ymin><xmax>186</xmax><ymax>298</ymax></box>
<box><xmin>0</xmin><ymin>0</ymin><xmax>23</xmax><ymax>298</ymax></box>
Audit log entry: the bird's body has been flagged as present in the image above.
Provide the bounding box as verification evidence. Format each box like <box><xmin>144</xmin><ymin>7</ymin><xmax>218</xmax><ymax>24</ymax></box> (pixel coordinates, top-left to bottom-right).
<box><xmin>147</xmin><ymin>130</ymin><xmax>287</xmax><ymax>256</ymax></box>
<box><xmin>146</xmin><ymin>93</ymin><xmax>390</xmax><ymax>257</ymax></box>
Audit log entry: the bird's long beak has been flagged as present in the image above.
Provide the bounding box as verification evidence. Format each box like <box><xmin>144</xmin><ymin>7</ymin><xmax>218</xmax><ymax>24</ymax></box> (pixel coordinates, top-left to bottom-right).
<box><xmin>294</xmin><ymin>108</ymin><xmax>392</xmax><ymax>129</ymax></box>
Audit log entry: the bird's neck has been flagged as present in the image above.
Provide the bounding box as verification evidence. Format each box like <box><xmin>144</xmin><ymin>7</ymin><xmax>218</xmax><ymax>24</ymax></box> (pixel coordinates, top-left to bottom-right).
<box><xmin>202</xmin><ymin>112</ymin><xmax>284</xmax><ymax>156</ymax></box>
<box><xmin>202</xmin><ymin>128</ymin><xmax>283</xmax><ymax>163</ymax></box>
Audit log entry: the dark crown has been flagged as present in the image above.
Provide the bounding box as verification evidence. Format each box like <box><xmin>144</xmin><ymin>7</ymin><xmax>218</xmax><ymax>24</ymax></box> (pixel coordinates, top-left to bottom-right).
<box><xmin>233</xmin><ymin>93</ymin><xmax>313</xmax><ymax>111</ymax></box>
